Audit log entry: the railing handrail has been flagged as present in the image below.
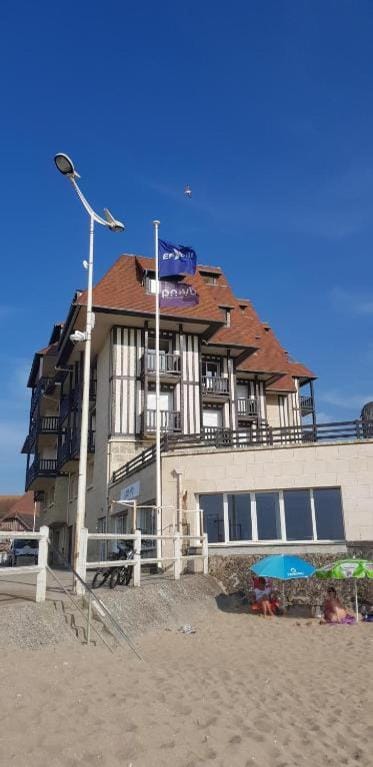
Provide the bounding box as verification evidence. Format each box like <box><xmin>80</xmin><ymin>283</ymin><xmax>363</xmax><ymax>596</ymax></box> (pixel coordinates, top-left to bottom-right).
<box><xmin>143</xmin><ymin>351</ymin><xmax>181</xmax><ymax>374</ymax></box>
<box><xmin>111</xmin><ymin>419</ymin><xmax>373</xmax><ymax>484</ymax></box>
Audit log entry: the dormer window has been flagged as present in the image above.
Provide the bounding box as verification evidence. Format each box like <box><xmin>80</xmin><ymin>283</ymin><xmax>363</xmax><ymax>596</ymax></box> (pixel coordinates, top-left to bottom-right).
<box><xmin>145</xmin><ymin>273</ymin><xmax>156</xmax><ymax>294</ymax></box>
<box><xmin>202</xmin><ymin>273</ymin><xmax>217</xmax><ymax>285</ymax></box>
<box><xmin>225</xmin><ymin>309</ymin><xmax>231</xmax><ymax>327</ymax></box>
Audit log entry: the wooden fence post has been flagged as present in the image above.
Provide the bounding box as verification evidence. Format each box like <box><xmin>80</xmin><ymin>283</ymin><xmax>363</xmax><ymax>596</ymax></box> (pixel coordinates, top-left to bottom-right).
<box><xmin>77</xmin><ymin>527</ymin><xmax>88</xmax><ymax>591</ymax></box>
<box><xmin>202</xmin><ymin>533</ymin><xmax>209</xmax><ymax>576</ymax></box>
<box><xmin>133</xmin><ymin>529</ymin><xmax>141</xmax><ymax>587</ymax></box>
<box><xmin>173</xmin><ymin>532</ymin><xmax>182</xmax><ymax>580</ymax></box>
<box><xmin>36</xmin><ymin>526</ymin><xmax>49</xmax><ymax>603</ymax></box>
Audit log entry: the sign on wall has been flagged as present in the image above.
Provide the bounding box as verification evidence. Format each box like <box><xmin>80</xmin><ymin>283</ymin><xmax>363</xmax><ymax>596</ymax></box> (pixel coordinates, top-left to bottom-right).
<box><xmin>120</xmin><ymin>481</ymin><xmax>140</xmax><ymax>502</ymax></box>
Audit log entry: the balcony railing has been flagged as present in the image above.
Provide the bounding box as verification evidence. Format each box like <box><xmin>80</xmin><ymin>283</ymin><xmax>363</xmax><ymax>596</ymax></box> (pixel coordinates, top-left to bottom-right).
<box><xmin>300</xmin><ymin>395</ymin><xmax>314</xmax><ymax>417</ymax></box>
<box><xmin>143</xmin><ymin>410</ymin><xmax>181</xmax><ymax>434</ymax></box>
<box><xmin>26</xmin><ymin>457</ymin><xmax>58</xmax><ymax>489</ymax></box>
<box><xmin>112</xmin><ymin>419</ymin><xmax>373</xmax><ymax>485</ymax></box>
<box><xmin>237</xmin><ymin>398</ymin><xmax>258</xmax><ymax>418</ymax></box>
<box><xmin>202</xmin><ymin>376</ymin><xmax>229</xmax><ymax>395</ymax></box>
<box><xmin>60</xmin><ymin>395</ymin><xmax>71</xmax><ymax>422</ymax></box>
<box><xmin>30</xmin><ymin>377</ymin><xmax>54</xmax><ymax>416</ymax></box>
<box><xmin>39</xmin><ymin>416</ymin><xmax>60</xmax><ymax>433</ymax></box>
<box><xmin>143</xmin><ymin>352</ymin><xmax>181</xmax><ymax>376</ymax></box>
<box><xmin>57</xmin><ymin>430</ymin><xmax>96</xmax><ymax>469</ymax></box>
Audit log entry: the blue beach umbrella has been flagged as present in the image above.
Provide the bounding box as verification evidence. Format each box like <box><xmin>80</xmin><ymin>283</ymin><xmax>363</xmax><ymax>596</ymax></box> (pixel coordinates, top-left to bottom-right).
<box><xmin>251</xmin><ymin>555</ymin><xmax>315</xmax><ymax>609</ymax></box>
<box><xmin>251</xmin><ymin>554</ymin><xmax>315</xmax><ymax>580</ymax></box>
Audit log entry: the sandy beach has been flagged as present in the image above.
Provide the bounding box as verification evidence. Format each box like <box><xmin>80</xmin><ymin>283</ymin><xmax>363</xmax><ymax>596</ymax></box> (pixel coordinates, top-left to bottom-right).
<box><xmin>0</xmin><ymin>605</ymin><xmax>371</xmax><ymax>767</ymax></box>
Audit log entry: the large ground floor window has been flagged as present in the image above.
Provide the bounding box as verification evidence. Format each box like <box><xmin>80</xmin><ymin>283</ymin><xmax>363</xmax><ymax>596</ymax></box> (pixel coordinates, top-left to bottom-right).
<box><xmin>198</xmin><ymin>487</ymin><xmax>345</xmax><ymax>544</ymax></box>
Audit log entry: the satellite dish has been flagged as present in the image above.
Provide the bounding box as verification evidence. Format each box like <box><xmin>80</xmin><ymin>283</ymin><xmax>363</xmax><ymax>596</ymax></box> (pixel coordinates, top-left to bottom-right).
<box><xmin>184</xmin><ymin>184</ymin><xmax>192</xmax><ymax>199</ymax></box>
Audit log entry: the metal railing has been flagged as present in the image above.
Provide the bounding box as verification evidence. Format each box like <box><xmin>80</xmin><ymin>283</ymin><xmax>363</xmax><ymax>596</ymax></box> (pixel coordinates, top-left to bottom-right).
<box><xmin>30</xmin><ymin>377</ymin><xmax>54</xmax><ymax>416</ymax></box>
<box><xmin>144</xmin><ymin>410</ymin><xmax>181</xmax><ymax>433</ymax></box>
<box><xmin>26</xmin><ymin>457</ymin><xmax>58</xmax><ymax>488</ymax></box>
<box><xmin>39</xmin><ymin>415</ymin><xmax>60</xmax><ymax>433</ymax></box>
<box><xmin>300</xmin><ymin>395</ymin><xmax>314</xmax><ymax>416</ymax></box>
<box><xmin>111</xmin><ymin>419</ymin><xmax>373</xmax><ymax>485</ymax></box>
<box><xmin>237</xmin><ymin>398</ymin><xmax>258</xmax><ymax>417</ymax></box>
<box><xmin>57</xmin><ymin>429</ymin><xmax>95</xmax><ymax>469</ymax></box>
<box><xmin>144</xmin><ymin>351</ymin><xmax>181</xmax><ymax>375</ymax></box>
<box><xmin>202</xmin><ymin>375</ymin><xmax>229</xmax><ymax>395</ymax></box>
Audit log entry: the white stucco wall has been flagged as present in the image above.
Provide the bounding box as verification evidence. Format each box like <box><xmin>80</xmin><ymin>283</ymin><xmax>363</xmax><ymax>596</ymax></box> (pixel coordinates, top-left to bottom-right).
<box><xmin>160</xmin><ymin>440</ymin><xmax>373</xmax><ymax>543</ymax></box>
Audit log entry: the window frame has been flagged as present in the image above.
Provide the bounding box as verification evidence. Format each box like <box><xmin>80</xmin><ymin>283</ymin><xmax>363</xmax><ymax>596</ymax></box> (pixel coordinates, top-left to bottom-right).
<box><xmin>197</xmin><ymin>487</ymin><xmax>345</xmax><ymax>546</ymax></box>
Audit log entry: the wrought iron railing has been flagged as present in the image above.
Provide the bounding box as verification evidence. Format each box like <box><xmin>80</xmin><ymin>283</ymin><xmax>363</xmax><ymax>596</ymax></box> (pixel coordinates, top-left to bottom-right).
<box><xmin>202</xmin><ymin>375</ymin><xmax>229</xmax><ymax>395</ymax></box>
<box><xmin>26</xmin><ymin>457</ymin><xmax>58</xmax><ymax>489</ymax></box>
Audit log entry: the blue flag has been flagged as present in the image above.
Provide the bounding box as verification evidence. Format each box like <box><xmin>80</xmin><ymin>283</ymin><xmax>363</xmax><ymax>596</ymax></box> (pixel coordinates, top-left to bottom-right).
<box><xmin>158</xmin><ymin>239</ymin><xmax>197</xmax><ymax>278</ymax></box>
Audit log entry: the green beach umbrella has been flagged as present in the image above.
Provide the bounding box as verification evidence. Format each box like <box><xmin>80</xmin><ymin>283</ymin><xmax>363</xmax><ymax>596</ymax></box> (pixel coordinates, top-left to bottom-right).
<box><xmin>315</xmin><ymin>559</ymin><xmax>373</xmax><ymax>621</ymax></box>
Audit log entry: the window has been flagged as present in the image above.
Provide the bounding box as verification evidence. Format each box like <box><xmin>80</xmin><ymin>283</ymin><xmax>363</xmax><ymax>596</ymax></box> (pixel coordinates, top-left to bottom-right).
<box><xmin>145</xmin><ymin>275</ymin><xmax>156</xmax><ymax>294</ymax></box>
<box><xmin>256</xmin><ymin>492</ymin><xmax>282</xmax><ymax>540</ymax></box>
<box><xmin>227</xmin><ymin>494</ymin><xmax>251</xmax><ymax>541</ymax></box>
<box><xmin>283</xmin><ymin>490</ymin><xmax>313</xmax><ymax>540</ymax></box>
<box><xmin>199</xmin><ymin>494</ymin><xmax>224</xmax><ymax>543</ymax></box>
<box><xmin>224</xmin><ymin>309</ymin><xmax>231</xmax><ymax>327</ymax></box>
<box><xmin>201</xmin><ymin>273</ymin><xmax>217</xmax><ymax>285</ymax></box>
<box><xmin>313</xmin><ymin>488</ymin><xmax>344</xmax><ymax>540</ymax></box>
<box><xmin>202</xmin><ymin>359</ymin><xmax>220</xmax><ymax>378</ymax></box>
<box><xmin>199</xmin><ymin>487</ymin><xmax>345</xmax><ymax>545</ymax></box>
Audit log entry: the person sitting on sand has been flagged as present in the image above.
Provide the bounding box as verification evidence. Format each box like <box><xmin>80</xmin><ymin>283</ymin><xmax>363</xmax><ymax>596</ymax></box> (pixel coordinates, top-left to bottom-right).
<box><xmin>252</xmin><ymin>577</ymin><xmax>275</xmax><ymax>616</ymax></box>
<box><xmin>323</xmin><ymin>587</ymin><xmax>353</xmax><ymax>623</ymax></box>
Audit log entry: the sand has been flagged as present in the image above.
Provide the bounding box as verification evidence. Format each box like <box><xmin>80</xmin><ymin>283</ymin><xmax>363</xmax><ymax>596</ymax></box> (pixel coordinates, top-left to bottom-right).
<box><xmin>0</xmin><ymin>609</ymin><xmax>371</xmax><ymax>767</ymax></box>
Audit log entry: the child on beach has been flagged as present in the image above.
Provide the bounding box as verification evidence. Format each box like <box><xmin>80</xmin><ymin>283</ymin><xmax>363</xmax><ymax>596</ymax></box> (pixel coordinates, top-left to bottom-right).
<box><xmin>323</xmin><ymin>587</ymin><xmax>354</xmax><ymax>624</ymax></box>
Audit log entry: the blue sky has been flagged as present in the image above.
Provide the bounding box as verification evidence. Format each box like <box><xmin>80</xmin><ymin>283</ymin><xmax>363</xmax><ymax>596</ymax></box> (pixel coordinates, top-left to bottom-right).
<box><xmin>1</xmin><ymin>0</ymin><xmax>373</xmax><ymax>492</ymax></box>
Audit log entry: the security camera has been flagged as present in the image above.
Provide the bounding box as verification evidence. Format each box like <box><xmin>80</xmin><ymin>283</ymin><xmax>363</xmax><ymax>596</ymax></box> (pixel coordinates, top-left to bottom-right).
<box><xmin>83</xmin><ymin>260</ymin><xmax>88</xmax><ymax>270</ymax></box>
<box><xmin>70</xmin><ymin>330</ymin><xmax>87</xmax><ymax>343</ymax></box>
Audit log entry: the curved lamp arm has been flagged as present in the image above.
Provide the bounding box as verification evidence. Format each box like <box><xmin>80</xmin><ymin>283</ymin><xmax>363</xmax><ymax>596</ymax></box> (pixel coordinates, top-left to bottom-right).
<box><xmin>69</xmin><ymin>177</ymin><xmax>124</xmax><ymax>231</ymax></box>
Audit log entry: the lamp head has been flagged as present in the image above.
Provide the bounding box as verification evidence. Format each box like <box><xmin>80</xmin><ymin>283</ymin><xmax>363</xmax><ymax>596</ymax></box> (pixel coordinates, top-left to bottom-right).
<box><xmin>54</xmin><ymin>153</ymin><xmax>80</xmax><ymax>178</ymax></box>
<box><xmin>103</xmin><ymin>208</ymin><xmax>125</xmax><ymax>232</ymax></box>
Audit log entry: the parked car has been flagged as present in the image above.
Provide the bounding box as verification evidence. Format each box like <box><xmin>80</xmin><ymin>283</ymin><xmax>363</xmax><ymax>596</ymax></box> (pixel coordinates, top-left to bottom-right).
<box><xmin>7</xmin><ymin>539</ymin><xmax>39</xmax><ymax>567</ymax></box>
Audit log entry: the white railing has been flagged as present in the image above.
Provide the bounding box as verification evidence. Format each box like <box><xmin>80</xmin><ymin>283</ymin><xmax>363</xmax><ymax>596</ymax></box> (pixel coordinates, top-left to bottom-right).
<box><xmin>82</xmin><ymin>528</ymin><xmax>208</xmax><ymax>587</ymax></box>
<box><xmin>0</xmin><ymin>526</ymin><xmax>49</xmax><ymax>602</ymax></box>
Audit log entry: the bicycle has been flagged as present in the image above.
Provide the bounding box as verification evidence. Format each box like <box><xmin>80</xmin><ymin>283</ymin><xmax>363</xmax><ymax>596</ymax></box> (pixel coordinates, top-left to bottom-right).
<box><xmin>91</xmin><ymin>542</ymin><xmax>134</xmax><ymax>589</ymax></box>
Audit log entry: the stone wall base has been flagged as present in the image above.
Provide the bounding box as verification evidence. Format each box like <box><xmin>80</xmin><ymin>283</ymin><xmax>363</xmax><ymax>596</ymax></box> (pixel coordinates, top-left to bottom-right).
<box><xmin>208</xmin><ymin>543</ymin><xmax>373</xmax><ymax>607</ymax></box>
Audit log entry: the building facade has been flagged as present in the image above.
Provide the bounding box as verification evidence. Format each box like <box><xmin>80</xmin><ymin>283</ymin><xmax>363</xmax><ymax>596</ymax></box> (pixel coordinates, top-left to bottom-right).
<box><xmin>22</xmin><ymin>254</ymin><xmax>373</xmax><ymax>564</ymax></box>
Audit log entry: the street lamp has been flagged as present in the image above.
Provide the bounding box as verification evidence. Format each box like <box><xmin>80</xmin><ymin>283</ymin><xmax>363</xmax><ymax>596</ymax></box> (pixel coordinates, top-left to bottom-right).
<box><xmin>54</xmin><ymin>152</ymin><xmax>124</xmax><ymax>594</ymax></box>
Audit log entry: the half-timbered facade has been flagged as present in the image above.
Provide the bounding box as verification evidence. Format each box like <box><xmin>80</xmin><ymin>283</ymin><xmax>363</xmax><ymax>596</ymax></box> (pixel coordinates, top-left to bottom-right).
<box><xmin>22</xmin><ymin>253</ymin><xmax>319</xmax><ymax>561</ymax></box>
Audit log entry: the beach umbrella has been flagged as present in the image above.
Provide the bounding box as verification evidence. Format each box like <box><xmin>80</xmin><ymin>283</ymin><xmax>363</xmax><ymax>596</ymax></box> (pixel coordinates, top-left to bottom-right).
<box><xmin>251</xmin><ymin>554</ymin><xmax>315</xmax><ymax>580</ymax></box>
<box><xmin>315</xmin><ymin>559</ymin><xmax>373</xmax><ymax>622</ymax></box>
<box><xmin>251</xmin><ymin>555</ymin><xmax>315</xmax><ymax>607</ymax></box>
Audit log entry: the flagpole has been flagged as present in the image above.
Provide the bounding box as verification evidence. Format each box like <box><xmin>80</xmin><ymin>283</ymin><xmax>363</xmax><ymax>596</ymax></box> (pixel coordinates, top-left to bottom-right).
<box><xmin>153</xmin><ymin>220</ymin><xmax>162</xmax><ymax>567</ymax></box>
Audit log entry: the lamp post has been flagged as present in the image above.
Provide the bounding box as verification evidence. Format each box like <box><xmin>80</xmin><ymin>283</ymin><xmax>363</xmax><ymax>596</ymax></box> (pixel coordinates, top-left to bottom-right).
<box><xmin>54</xmin><ymin>153</ymin><xmax>124</xmax><ymax>594</ymax></box>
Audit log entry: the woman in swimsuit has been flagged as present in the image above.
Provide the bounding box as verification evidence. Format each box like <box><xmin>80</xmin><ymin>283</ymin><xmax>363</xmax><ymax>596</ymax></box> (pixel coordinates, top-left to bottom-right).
<box><xmin>323</xmin><ymin>586</ymin><xmax>349</xmax><ymax>623</ymax></box>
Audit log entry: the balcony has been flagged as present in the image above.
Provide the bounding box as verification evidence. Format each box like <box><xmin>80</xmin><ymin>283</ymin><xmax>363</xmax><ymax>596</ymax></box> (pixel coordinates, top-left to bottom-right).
<box><xmin>26</xmin><ymin>457</ymin><xmax>58</xmax><ymax>490</ymax></box>
<box><xmin>60</xmin><ymin>394</ymin><xmax>72</xmax><ymax>423</ymax></box>
<box><xmin>236</xmin><ymin>397</ymin><xmax>258</xmax><ymax>419</ymax></box>
<box><xmin>57</xmin><ymin>429</ymin><xmax>96</xmax><ymax>470</ymax></box>
<box><xmin>142</xmin><ymin>352</ymin><xmax>181</xmax><ymax>383</ymax></box>
<box><xmin>202</xmin><ymin>375</ymin><xmax>229</xmax><ymax>400</ymax></box>
<box><xmin>143</xmin><ymin>409</ymin><xmax>181</xmax><ymax>435</ymax></box>
<box><xmin>300</xmin><ymin>395</ymin><xmax>314</xmax><ymax>417</ymax></box>
<box><xmin>30</xmin><ymin>377</ymin><xmax>54</xmax><ymax>416</ymax></box>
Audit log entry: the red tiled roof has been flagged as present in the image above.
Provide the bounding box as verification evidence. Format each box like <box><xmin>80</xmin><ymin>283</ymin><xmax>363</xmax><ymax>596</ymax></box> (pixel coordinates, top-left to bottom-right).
<box><xmin>72</xmin><ymin>253</ymin><xmax>315</xmax><ymax>381</ymax></box>
<box><xmin>78</xmin><ymin>255</ymin><xmax>226</xmax><ymax>325</ymax></box>
<box><xmin>0</xmin><ymin>496</ymin><xmax>21</xmax><ymax>518</ymax></box>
